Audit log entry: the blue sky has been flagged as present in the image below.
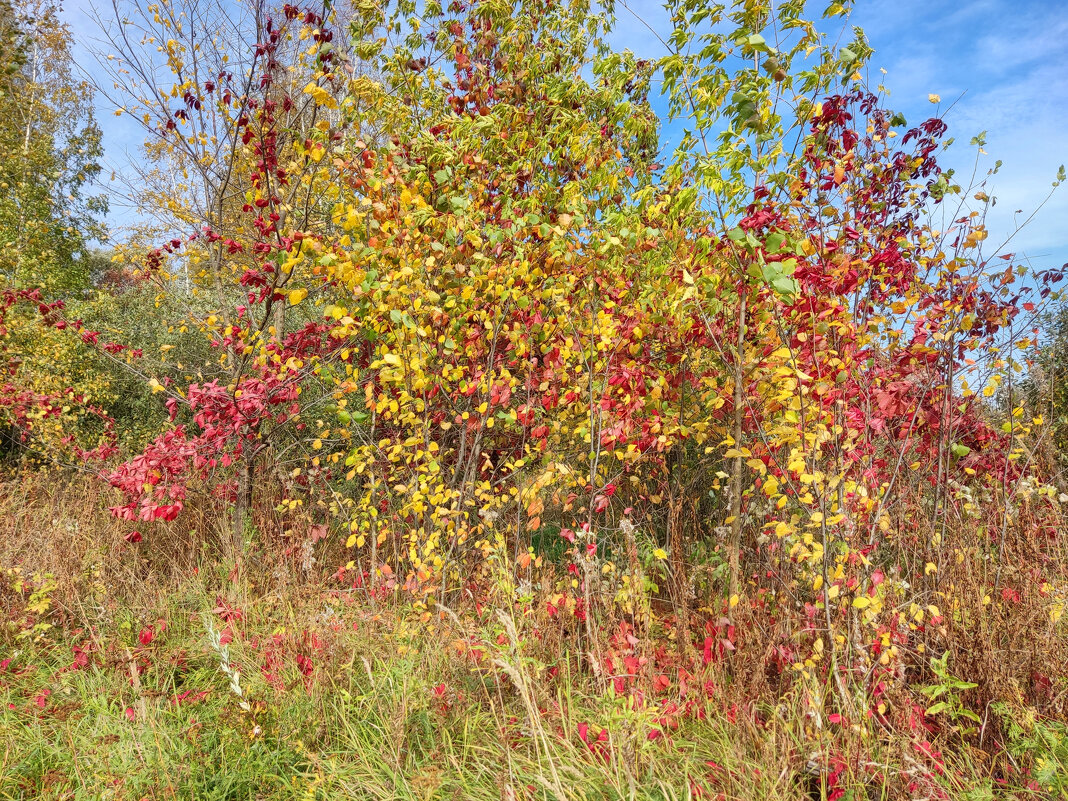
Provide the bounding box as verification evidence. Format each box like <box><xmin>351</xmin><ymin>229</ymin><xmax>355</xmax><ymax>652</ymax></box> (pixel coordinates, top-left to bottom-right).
<box><xmin>857</xmin><ymin>0</ymin><xmax>1068</xmax><ymax>274</ymax></box>
<box><xmin>63</xmin><ymin>0</ymin><xmax>1066</xmax><ymax>273</ymax></box>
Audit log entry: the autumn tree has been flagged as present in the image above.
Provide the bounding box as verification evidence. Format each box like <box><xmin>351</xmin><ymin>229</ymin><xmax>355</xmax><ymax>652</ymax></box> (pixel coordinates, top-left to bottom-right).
<box><xmin>76</xmin><ymin>0</ymin><xmax>1067</xmax><ymax>723</ymax></box>
<box><xmin>0</xmin><ymin>0</ymin><xmax>107</xmax><ymax>293</ymax></box>
<box><xmin>95</xmin><ymin>0</ymin><xmax>381</xmax><ymax>555</ymax></box>
<box><xmin>0</xmin><ymin>0</ymin><xmax>117</xmax><ymax>459</ymax></box>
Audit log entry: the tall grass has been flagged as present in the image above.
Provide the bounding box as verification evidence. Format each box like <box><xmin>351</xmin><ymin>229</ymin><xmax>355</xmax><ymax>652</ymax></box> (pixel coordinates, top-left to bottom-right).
<box><xmin>1</xmin><ymin>471</ymin><xmax>1065</xmax><ymax>800</ymax></box>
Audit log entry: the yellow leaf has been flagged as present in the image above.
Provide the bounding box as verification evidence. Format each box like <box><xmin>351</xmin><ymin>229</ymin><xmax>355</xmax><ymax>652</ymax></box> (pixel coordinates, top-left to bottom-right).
<box><xmin>303</xmin><ymin>81</ymin><xmax>337</xmax><ymax>109</ymax></box>
<box><xmin>853</xmin><ymin>596</ymin><xmax>871</xmax><ymax>609</ymax></box>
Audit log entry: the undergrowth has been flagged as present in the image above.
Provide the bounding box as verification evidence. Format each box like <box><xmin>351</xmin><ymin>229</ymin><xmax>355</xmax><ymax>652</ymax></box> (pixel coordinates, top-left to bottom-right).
<box><xmin>1</xmin><ymin>472</ymin><xmax>1065</xmax><ymax>801</ymax></box>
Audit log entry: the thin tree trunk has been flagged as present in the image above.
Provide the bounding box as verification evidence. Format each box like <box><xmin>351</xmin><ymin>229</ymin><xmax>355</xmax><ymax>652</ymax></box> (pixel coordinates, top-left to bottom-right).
<box><xmin>728</xmin><ymin>293</ymin><xmax>747</xmax><ymax>615</ymax></box>
<box><xmin>669</xmin><ymin>493</ymin><xmax>693</xmax><ymax>660</ymax></box>
<box><xmin>232</xmin><ymin>460</ymin><xmax>252</xmax><ymax>565</ymax></box>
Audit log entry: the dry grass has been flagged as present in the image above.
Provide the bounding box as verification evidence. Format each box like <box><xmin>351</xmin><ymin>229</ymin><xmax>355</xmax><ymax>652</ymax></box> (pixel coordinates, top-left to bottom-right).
<box><xmin>0</xmin><ymin>470</ymin><xmax>1066</xmax><ymax>800</ymax></box>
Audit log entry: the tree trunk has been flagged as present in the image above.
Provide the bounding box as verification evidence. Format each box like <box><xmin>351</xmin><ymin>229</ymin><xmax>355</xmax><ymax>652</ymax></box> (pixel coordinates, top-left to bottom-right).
<box><xmin>668</xmin><ymin>494</ymin><xmax>693</xmax><ymax>660</ymax></box>
<box><xmin>728</xmin><ymin>293</ymin><xmax>747</xmax><ymax>617</ymax></box>
<box><xmin>232</xmin><ymin>460</ymin><xmax>252</xmax><ymax>565</ymax></box>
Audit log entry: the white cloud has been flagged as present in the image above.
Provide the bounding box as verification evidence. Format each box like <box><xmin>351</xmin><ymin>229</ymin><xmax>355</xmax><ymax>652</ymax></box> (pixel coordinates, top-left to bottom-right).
<box><xmin>860</xmin><ymin>0</ymin><xmax>1068</xmax><ymax>269</ymax></box>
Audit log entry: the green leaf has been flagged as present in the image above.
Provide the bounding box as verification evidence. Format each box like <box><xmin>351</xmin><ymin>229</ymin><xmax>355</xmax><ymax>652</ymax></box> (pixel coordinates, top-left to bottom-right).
<box><xmin>770</xmin><ymin>276</ymin><xmax>798</xmax><ymax>297</ymax></box>
<box><xmin>389</xmin><ymin>309</ymin><xmax>415</xmax><ymax>329</ymax></box>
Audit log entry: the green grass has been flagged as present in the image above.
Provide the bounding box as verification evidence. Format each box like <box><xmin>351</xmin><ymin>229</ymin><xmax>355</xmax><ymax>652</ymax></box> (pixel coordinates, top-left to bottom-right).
<box><xmin>0</xmin><ymin>597</ymin><xmax>765</xmax><ymax>800</ymax></box>
<box><xmin>0</xmin><ymin>570</ymin><xmax>1060</xmax><ymax>801</ymax></box>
